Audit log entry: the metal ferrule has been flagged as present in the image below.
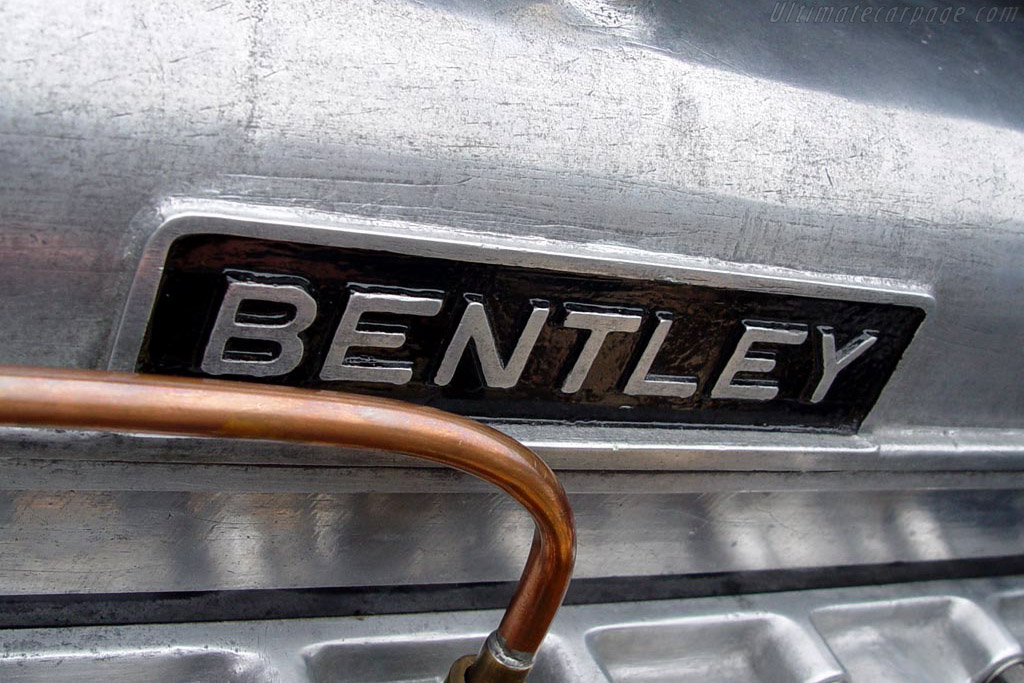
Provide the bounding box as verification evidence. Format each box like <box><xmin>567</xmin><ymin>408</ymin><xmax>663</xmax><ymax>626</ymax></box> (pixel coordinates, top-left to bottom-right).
<box><xmin>484</xmin><ymin>631</ymin><xmax>535</xmax><ymax>670</ymax></box>
<box><xmin>444</xmin><ymin>631</ymin><xmax>535</xmax><ymax>683</ymax></box>
<box><xmin>988</xmin><ymin>659</ymin><xmax>1024</xmax><ymax>683</ymax></box>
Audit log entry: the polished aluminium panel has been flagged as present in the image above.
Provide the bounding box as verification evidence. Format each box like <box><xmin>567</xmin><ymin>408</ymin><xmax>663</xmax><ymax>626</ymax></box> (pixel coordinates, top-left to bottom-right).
<box><xmin>5</xmin><ymin>420</ymin><xmax>1024</xmax><ymax>473</ymax></box>
<box><xmin>812</xmin><ymin>597</ymin><xmax>1016</xmax><ymax>683</ymax></box>
<box><xmin>304</xmin><ymin>635</ymin><xmax>573</xmax><ymax>683</ymax></box>
<box><xmin>0</xmin><ymin>455</ymin><xmax>1022</xmax><ymax>594</ymax></box>
<box><xmin>0</xmin><ymin>649</ymin><xmax>276</xmax><ymax>683</ymax></box>
<box><xmin>0</xmin><ymin>419</ymin><xmax>1022</xmax><ymax>592</ymax></box>
<box><xmin>1</xmin><ymin>0</ymin><xmax>1023</xmax><ymax>595</ymax></box>
<box><xmin>5</xmin><ymin>576</ymin><xmax>1024</xmax><ymax>683</ymax></box>
<box><xmin>587</xmin><ymin>614</ymin><xmax>840</xmax><ymax>683</ymax></box>
<box><xmin>1</xmin><ymin>0</ymin><xmax>1021</xmax><ymax>432</ymax></box>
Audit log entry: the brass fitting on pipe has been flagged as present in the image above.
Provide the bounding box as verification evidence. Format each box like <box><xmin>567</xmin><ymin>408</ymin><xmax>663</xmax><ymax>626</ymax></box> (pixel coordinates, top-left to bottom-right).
<box><xmin>0</xmin><ymin>367</ymin><xmax>577</xmax><ymax>682</ymax></box>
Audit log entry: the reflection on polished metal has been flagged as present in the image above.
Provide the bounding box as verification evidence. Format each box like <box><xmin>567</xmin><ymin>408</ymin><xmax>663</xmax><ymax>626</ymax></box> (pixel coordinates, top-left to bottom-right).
<box><xmin>989</xmin><ymin>661</ymin><xmax>1024</xmax><ymax>683</ymax></box>
<box><xmin>813</xmin><ymin>595</ymin><xmax>1020</xmax><ymax>683</ymax></box>
<box><xmin>7</xmin><ymin>574</ymin><xmax>1024</xmax><ymax>682</ymax></box>
<box><xmin>0</xmin><ymin>366</ymin><xmax>576</xmax><ymax>681</ymax></box>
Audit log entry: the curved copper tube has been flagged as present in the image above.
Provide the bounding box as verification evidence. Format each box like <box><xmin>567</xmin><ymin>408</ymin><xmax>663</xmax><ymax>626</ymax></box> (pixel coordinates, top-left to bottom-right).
<box><xmin>0</xmin><ymin>366</ymin><xmax>576</xmax><ymax>663</ymax></box>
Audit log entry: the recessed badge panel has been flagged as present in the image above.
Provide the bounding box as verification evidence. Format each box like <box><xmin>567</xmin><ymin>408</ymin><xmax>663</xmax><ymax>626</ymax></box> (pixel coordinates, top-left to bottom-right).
<box><xmin>131</xmin><ymin>223</ymin><xmax>927</xmax><ymax>434</ymax></box>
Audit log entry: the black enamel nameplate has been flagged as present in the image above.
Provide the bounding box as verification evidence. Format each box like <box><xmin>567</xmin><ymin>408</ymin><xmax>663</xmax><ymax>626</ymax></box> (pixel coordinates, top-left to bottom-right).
<box><xmin>135</xmin><ymin>232</ymin><xmax>926</xmax><ymax>433</ymax></box>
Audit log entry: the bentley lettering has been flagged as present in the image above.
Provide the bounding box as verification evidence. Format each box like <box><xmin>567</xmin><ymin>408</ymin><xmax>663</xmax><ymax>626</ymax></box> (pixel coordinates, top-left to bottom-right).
<box><xmin>201</xmin><ymin>279</ymin><xmax>878</xmax><ymax>406</ymax></box>
<box><xmin>135</xmin><ymin>231</ymin><xmax>927</xmax><ymax>432</ymax></box>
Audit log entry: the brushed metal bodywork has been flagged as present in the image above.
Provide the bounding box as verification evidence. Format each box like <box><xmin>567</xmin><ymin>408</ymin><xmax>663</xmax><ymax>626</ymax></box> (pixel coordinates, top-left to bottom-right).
<box><xmin>0</xmin><ymin>0</ymin><xmax>1022</xmax><ymax>595</ymax></box>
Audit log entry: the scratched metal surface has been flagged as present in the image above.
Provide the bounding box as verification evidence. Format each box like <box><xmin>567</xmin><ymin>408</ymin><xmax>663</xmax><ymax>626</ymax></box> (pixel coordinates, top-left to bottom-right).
<box><xmin>0</xmin><ymin>459</ymin><xmax>1020</xmax><ymax>594</ymax></box>
<box><xmin>0</xmin><ymin>0</ymin><xmax>1023</xmax><ymax>593</ymax></box>
<box><xmin>1</xmin><ymin>0</ymin><xmax>1022</xmax><ymax>428</ymax></box>
<box><xmin>5</xmin><ymin>576</ymin><xmax>1024</xmax><ymax>682</ymax></box>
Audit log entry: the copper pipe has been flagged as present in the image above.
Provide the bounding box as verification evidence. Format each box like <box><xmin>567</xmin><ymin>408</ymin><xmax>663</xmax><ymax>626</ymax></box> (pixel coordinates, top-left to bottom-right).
<box><xmin>0</xmin><ymin>366</ymin><xmax>576</xmax><ymax>677</ymax></box>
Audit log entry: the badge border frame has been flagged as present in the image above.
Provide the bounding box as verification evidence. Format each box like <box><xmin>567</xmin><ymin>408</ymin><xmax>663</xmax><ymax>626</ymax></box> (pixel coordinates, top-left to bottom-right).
<box><xmin>110</xmin><ymin>200</ymin><xmax>934</xmax><ymax>433</ymax></box>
